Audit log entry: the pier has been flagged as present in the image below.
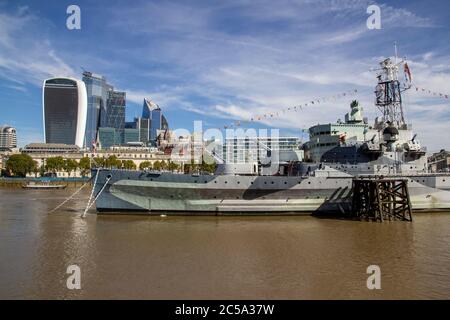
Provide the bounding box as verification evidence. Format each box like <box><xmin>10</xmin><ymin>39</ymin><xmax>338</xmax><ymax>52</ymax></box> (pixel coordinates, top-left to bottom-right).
<box><xmin>350</xmin><ymin>178</ymin><xmax>413</xmax><ymax>222</ymax></box>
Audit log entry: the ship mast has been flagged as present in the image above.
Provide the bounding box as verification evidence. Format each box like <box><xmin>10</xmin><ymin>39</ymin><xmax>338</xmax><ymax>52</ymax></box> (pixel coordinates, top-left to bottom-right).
<box><xmin>374</xmin><ymin>45</ymin><xmax>410</xmax><ymax>129</ymax></box>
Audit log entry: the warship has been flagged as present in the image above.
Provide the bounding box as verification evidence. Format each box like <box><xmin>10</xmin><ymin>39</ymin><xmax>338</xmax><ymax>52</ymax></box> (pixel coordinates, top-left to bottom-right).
<box><xmin>92</xmin><ymin>54</ymin><xmax>450</xmax><ymax>214</ymax></box>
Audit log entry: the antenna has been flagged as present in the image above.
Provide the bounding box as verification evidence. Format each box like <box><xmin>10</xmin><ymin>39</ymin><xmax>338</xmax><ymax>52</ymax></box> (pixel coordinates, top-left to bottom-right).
<box><xmin>394</xmin><ymin>41</ymin><xmax>398</xmax><ymax>64</ymax></box>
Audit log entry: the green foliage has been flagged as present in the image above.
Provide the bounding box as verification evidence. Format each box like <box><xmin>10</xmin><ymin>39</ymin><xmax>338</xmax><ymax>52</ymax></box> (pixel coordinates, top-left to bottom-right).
<box><xmin>168</xmin><ymin>161</ymin><xmax>180</xmax><ymax>172</ymax></box>
<box><xmin>104</xmin><ymin>155</ymin><xmax>122</xmax><ymax>169</ymax></box>
<box><xmin>201</xmin><ymin>161</ymin><xmax>217</xmax><ymax>174</ymax></box>
<box><xmin>93</xmin><ymin>157</ymin><xmax>105</xmax><ymax>167</ymax></box>
<box><xmin>139</xmin><ymin>161</ymin><xmax>153</xmax><ymax>170</ymax></box>
<box><xmin>153</xmin><ymin>160</ymin><xmax>162</xmax><ymax>171</ymax></box>
<box><xmin>6</xmin><ymin>154</ymin><xmax>37</xmax><ymax>177</ymax></box>
<box><xmin>78</xmin><ymin>157</ymin><xmax>91</xmax><ymax>177</ymax></box>
<box><xmin>39</xmin><ymin>164</ymin><xmax>45</xmax><ymax>177</ymax></box>
<box><xmin>160</xmin><ymin>160</ymin><xmax>168</xmax><ymax>170</ymax></box>
<box><xmin>45</xmin><ymin>157</ymin><xmax>65</xmax><ymax>174</ymax></box>
<box><xmin>64</xmin><ymin>159</ymin><xmax>78</xmax><ymax>177</ymax></box>
<box><xmin>184</xmin><ymin>160</ymin><xmax>216</xmax><ymax>174</ymax></box>
<box><xmin>183</xmin><ymin>161</ymin><xmax>199</xmax><ymax>174</ymax></box>
<box><xmin>122</xmin><ymin>160</ymin><xmax>137</xmax><ymax>170</ymax></box>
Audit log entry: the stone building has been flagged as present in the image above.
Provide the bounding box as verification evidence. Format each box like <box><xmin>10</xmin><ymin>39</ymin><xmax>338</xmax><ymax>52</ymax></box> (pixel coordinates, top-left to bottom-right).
<box><xmin>428</xmin><ymin>150</ymin><xmax>450</xmax><ymax>173</ymax></box>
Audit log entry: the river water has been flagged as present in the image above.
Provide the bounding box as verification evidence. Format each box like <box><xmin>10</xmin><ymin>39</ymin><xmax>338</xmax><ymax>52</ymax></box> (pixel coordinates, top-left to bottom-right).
<box><xmin>1</xmin><ymin>188</ymin><xmax>449</xmax><ymax>299</ymax></box>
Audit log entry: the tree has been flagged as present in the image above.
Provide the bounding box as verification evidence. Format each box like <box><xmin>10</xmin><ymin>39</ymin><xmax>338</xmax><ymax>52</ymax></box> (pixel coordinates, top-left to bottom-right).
<box><xmin>78</xmin><ymin>157</ymin><xmax>91</xmax><ymax>177</ymax></box>
<box><xmin>93</xmin><ymin>157</ymin><xmax>105</xmax><ymax>168</ymax></box>
<box><xmin>139</xmin><ymin>161</ymin><xmax>152</xmax><ymax>171</ymax></box>
<box><xmin>122</xmin><ymin>160</ymin><xmax>136</xmax><ymax>170</ymax></box>
<box><xmin>160</xmin><ymin>160</ymin><xmax>168</xmax><ymax>171</ymax></box>
<box><xmin>105</xmin><ymin>155</ymin><xmax>121</xmax><ymax>169</ymax></box>
<box><xmin>168</xmin><ymin>161</ymin><xmax>180</xmax><ymax>172</ymax></box>
<box><xmin>32</xmin><ymin>164</ymin><xmax>40</xmax><ymax>178</ymax></box>
<box><xmin>201</xmin><ymin>161</ymin><xmax>217</xmax><ymax>174</ymax></box>
<box><xmin>39</xmin><ymin>164</ymin><xmax>45</xmax><ymax>177</ymax></box>
<box><xmin>45</xmin><ymin>157</ymin><xmax>65</xmax><ymax>175</ymax></box>
<box><xmin>5</xmin><ymin>154</ymin><xmax>37</xmax><ymax>177</ymax></box>
<box><xmin>153</xmin><ymin>160</ymin><xmax>162</xmax><ymax>171</ymax></box>
<box><xmin>64</xmin><ymin>159</ymin><xmax>78</xmax><ymax>177</ymax></box>
<box><xmin>183</xmin><ymin>161</ymin><xmax>201</xmax><ymax>174</ymax></box>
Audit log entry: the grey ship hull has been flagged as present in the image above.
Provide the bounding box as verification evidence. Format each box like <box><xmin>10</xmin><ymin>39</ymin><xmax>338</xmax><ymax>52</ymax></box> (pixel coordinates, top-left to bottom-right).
<box><xmin>93</xmin><ymin>169</ymin><xmax>450</xmax><ymax>215</ymax></box>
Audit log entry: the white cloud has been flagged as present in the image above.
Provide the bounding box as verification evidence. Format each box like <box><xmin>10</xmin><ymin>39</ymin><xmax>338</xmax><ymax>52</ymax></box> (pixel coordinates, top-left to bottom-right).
<box><xmin>0</xmin><ymin>9</ymin><xmax>77</xmax><ymax>87</ymax></box>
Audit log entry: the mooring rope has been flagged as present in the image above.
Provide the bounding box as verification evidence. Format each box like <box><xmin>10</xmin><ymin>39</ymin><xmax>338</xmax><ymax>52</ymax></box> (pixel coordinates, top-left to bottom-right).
<box><xmin>81</xmin><ymin>172</ymin><xmax>111</xmax><ymax>218</ymax></box>
<box><xmin>48</xmin><ymin>177</ymin><xmax>93</xmax><ymax>213</ymax></box>
<box><xmin>81</xmin><ymin>169</ymin><xmax>101</xmax><ymax>218</ymax></box>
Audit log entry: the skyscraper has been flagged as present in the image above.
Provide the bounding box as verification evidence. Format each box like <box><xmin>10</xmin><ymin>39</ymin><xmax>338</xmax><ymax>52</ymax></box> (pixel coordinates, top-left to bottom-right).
<box><xmin>0</xmin><ymin>125</ymin><xmax>17</xmax><ymax>151</ymax></box>
<box><xmin>82</xmin><ymin>71</ymin><xmax>111</xmax><ymax>148</ymax></box>
<box><xmin>82</xmin><ymin>72</ymin><xmax>127</xmax><ymax>149</ymax></box>
<box><xmin>142</xmin><ymin>98</ymin><xmax>169</xmax><ymax>143</ymax></box>
<box><xmin>98</xmin><ymin>127</ymin><xmax>117</xmax><ymax>149</ymax></box>
<box><xmin>136</xmin><ymin>117</ymin><xmax>150</xmax><ymax>145</ymax></box>
<box><xmin>42</xmin><ymin>78</ymin><xmax>87</xmax><ymax>148</ymax></box>
<box><xmin>105</xmin><ymin>90</ymin><xmax>126</xmax><ymax>143</ymax></box>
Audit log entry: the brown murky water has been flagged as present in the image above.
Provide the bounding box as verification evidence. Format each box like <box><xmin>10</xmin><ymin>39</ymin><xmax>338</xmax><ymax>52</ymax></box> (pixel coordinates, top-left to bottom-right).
<box><xmin>1</xmin><ymin>188</ymin><xmax>450</xmax><ymax>299</ymax></box>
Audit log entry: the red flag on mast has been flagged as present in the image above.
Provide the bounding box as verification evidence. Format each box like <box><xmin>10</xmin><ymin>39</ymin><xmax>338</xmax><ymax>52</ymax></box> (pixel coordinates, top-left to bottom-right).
<box><xmin>404</xmin><ymin>62</ymin><xmax>412</xmax><ymax>82</ymax></box>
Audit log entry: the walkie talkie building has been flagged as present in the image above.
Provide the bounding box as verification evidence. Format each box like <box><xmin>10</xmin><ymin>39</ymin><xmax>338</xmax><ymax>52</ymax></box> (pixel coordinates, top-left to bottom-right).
<box><xmin>42</xmin><ymin>78</ymin><xmax>87</xmax><ymax>148</ymax></box>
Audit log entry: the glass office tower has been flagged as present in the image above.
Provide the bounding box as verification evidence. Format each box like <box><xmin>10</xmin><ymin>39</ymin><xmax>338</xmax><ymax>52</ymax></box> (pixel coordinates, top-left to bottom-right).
<box><xmin>124</xmin><ymin>128</ymin><xmax>140</xmax><ymax>143</ymax></box>
<box><xmin>98</xmin><ymin>127</ymin><xmax>117</xmax><ymax>149</ymax></box>
<box><xmin>105</xmin><ymin>90</ymin><xmax>126</xmax><ymax>143</ymax></box>
<box><xmin>82</xmin><ymin>71</ymin><xmax>111</xmax><ymax>148</ymax></box>
<box><xmin>43</xmin><ymin>78</ymin><xmax>87</xmax><ymax>148</ymax></box>
<box><xmin>135</xmin><ymin>117</ymin><xmax>150</xmax><ymax>145</ymax></box>
<box><xmin>142</xmin><ymin>98</ymin><xmax>167</xmax><ymax>142</ymax></box>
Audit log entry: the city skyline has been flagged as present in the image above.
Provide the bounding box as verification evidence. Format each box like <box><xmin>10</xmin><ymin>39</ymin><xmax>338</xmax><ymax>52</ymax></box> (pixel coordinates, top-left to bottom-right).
<box><xmin>1</xmin><ymin>0</ymin><xmax>450</xmax><ymax>152</ymax></box>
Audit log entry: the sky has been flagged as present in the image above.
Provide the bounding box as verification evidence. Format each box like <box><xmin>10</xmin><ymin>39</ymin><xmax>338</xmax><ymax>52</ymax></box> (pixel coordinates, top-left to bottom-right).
<box><xmin>0</xmin><ymin>0</ymin><xmax>449</xmax><ymax>152</ymax></box>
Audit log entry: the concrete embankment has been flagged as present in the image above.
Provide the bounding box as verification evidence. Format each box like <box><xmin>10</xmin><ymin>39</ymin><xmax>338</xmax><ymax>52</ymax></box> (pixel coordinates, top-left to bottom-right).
<box><xmin>0</xmin><ymin>178</ymin><xmax>91</xmax><ymax>188</ymax></box>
